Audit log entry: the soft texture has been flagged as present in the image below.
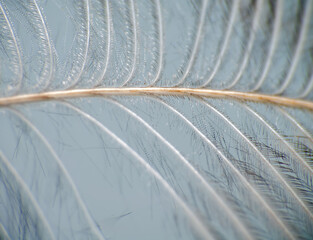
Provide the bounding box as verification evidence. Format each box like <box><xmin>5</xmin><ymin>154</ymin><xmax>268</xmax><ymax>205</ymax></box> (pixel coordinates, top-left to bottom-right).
<box><xmin>0</xmin><ymin>0</ymin><xmax>313</xmax><ymax>239</ymax></box>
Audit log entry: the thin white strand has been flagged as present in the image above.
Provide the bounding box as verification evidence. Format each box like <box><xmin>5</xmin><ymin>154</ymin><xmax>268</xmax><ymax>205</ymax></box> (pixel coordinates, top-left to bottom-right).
<box><xmin>244</xmin><ymin>104</ymin><xmax>313</xmax><ymax>175</ymax></box>
<box><xmin>200</xmin><ymin>98</ymin><xmax>313</xmax><ymax>220</ymax></box>
<box><xmin>244</xmin><ymin>104</ymin><xmax>313</xmax><ymax>219</ymax></box>
<box><xmin>154</xmin><ymin>97</ymin><xmax>296</xmax><ymax>240</ymax></box>
<box><xmin>94</xmin><ymin>0</ymin><xmax>111</xmax><ymax>87</ymax></box>
<box><xmin>148</xmin><ymin>0</ymin><xmax>164</xmax><ymax>86</ymax></box>
<box><xmin>226</xmin><ymin>0</ymin><xmax>263</xmax><ymax>89</ymax></box>
<box><xmin>33</xmin><ymin>0</ymin><xmax>54</xmax><ymax>90</ymax></box>
<box><xmin>277</xmin><ymin>107</ymin><xmax>313</xmax><ymax>145</ymax></box>
<box><xmin>62</xmin><ymin>101</ymin><xmax>214</xmax><ymax>240</ymax></box>
<box><xmin>174</xmin><ymin>0</ymin><xmax>209</xmax><ymax>86</ymax></box>
<box><xmin>0</xmin><ymin>151</ymin><xmax>56</xmax><ymax>240</ymax></box>
<box><xmin>121</xmin><ymin>0</ymin><xmax>138</xmax><ymax>86</ymax></box>
<box><xmin>0</xmin><ymin>223</ymin><xmax>11</xmax><ymax>240</ymax></box>
<box><xmin>252</xmin><ymin>0</ymin><xmax>283</xmax><ymax>92</ymax></box>
<box><xmin>8</xmin><ymin>108</ymin><xmax>106</xmax><ymax>240</ymax></box>
<box><xmin>298</xmin><ymin>70</ymin><xmax>313</xmax><ymax>98</ymax></box>
<box><xmin>105</xmin><ymin>97</ymin><xmax>254</xmax><ymax>240</ymax></box>
<box><xmin>201</xmin><ymin>0</ymin><xmax>240</xmax><ymax>88</ymax></box>
<box><xmin>273</xmin><ymin>0</ymin><xmax>312</xmax><ymax>95</ymax></box>
<box><xmin>0</xmin><ymin>1</ymin><xmax>23</xmax><ymax>94</ymax></box>
<box><xmin>67</xmin><ymin>0</ymin><xmax>90</xmax><ymax>89</ymax></box>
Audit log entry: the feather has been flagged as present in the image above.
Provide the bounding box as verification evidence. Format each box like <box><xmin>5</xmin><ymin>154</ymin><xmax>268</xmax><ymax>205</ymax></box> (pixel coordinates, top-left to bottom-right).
<box><xmin>0</xmin><ymin>0</ymin><xmax>23</xmax><ymax>96</ymax></box>
<box><xmin>0</xmin><ymin>0</ymin><xmax>313</xmax><ymax>239</ymax></box>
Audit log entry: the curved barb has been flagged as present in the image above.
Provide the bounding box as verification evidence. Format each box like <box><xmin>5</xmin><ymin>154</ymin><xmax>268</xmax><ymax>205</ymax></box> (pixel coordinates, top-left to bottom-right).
<box><xmin>277</xmin><ymin>107</ymin><xmax>313</xmax><ymax>145</ymax></box>
<box><xmin>6</xmin><ymin>108</ymin><xmax>106</xmax><ymax>240</ymax></box>
<box><xmin>244</xmin><ymin>104</ymin><xmax>313</xmax><ymax>176</ymax></box>
<box><xmin>0</xmin><ymin>150</ymin><xmax>56</xmax><ymax>240</ymax></box>
<box><xmin>66</xmin><ymin>0</ymin><xmax>90</xmax><ymax>89</ymax></box>
<box><xmin>62</xmin><ymin>101</ymin><xmax>215</xmax><ymax>240</ymax></box>
<box><xmin>121</xmin><ymin>0</ymin><xmax>138</xmax><ymax>87</ymax></box>
<box><xmin>0</xmin><ymin>0</ymin><xmax>23</xmax><ymax>95</ymax></box>
<box><xmin>94</xmin><ymin>0</ymin><xmax>112</xmax><ymax>87</ymax></box>
<box><xmin>7</xmin><ymin>0</ymin><xmax>54</xmax><ymax>92</ymax></box>
<box><xmin>198</xmin><ymin>97</ymin><xmax>313</xmax><ymax>226</ymax></box>
<box><xmin>0</xmin><ymin>223</ymin><xmax>10</xmax><ymax>240</ymax></box>
<box><xmin>153</xmin><ymin>96</ymin><xmax>296</xmax><ymax>240</ymax></box>
<box><xmin>103</xmin><ymin>97</ymin><xmax>254</xmax><ymax>240</ymax></box>
<box><xmin>299</xmin><ymin>70</ymin><xmax>313</xmax><ymax>99</ymax></box>
<box><xmin>252</xmin><ymin>0</ymin><xmax>283</xmax><ymax>92</ymax></box>
<box><xmin>226</xmin><ymin>0</ymin><xmax>263</xmax><ymax>89</ymax></box>
<box><xmin>173</xmin><ymin>0</ymin><xmax>209</xmax><ymax>87</ymax></box>
<box><xmin>273</xmin><ymin>0</ymin><xmax>312</xmax><ymax>95</ymax></box>
<box><xmin>32</xmin><ymin>0</ymin><xmax>54</xmax><ymax>91</ymax></box>
<box><xmin>200</xmin><ymin>0</ymin><xmax>240</xmax><ymax>88</ymax></box>
<box><xmin>148</xmin><ymin>0</ymin><xmax>164</xmax><ymax>86</ymax></box>
<box><xmin>243</xmin><ymin>104</ymin><xmax>313</xmax><ymax>219</ymax></box>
